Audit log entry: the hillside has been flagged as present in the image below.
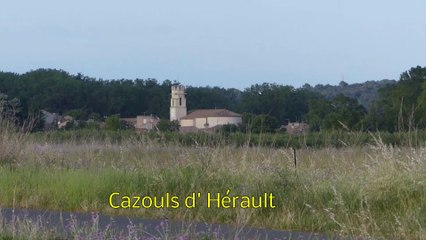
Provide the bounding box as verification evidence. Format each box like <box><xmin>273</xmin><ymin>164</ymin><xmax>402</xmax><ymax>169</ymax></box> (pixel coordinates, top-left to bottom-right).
<box><xmin>303</xmin><ymin>79</ymin><xmax>397</xmax><ymax>110</ymax></box>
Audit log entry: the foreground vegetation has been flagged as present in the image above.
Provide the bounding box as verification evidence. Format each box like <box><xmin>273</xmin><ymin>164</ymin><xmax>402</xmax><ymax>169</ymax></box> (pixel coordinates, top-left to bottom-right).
<box><xmin>29</xmin><ymin>128</ymin><xmax>426</xmax><ymax>149</ymax></box>
<box><xmin>1</xmin><ymin>123</ymin><xmax>425</xmax><ymax>239</ymax></box>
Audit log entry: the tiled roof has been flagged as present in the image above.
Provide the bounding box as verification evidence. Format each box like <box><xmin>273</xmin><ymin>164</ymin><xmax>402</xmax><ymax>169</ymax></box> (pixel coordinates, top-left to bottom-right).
<box><xmin>180</xmin><ymin>109</ymin><xmax>241</xmax><ymax>120</ymax></box>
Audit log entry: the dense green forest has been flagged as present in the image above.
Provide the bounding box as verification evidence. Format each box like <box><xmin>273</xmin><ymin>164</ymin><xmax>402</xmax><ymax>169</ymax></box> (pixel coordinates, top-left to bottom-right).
<box><xmin>1</xmin><ymin>66</ymin><xmax>426</xmax><ymax>132</ymax></box>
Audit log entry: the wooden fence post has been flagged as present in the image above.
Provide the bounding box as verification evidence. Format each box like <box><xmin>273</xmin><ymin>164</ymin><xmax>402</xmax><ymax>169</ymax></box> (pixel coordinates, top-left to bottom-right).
<box><xmin>292</xmin><ymin>147</ymin><xmax>297</xmax><ymax>168</ymax></box>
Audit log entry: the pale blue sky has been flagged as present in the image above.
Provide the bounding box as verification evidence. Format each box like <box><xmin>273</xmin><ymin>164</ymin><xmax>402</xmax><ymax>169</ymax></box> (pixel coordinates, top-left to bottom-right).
<box><xmin>1</xmin><ymin>0</ymin><xmax>425</xmax><ymax>89</ymax></box>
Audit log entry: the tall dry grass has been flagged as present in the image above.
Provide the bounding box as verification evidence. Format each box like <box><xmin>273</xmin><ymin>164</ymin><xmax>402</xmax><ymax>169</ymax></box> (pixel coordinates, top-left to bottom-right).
<box><xmin>0</xmin><ymin>117</ymin><xmax>28</xmax><ymax>166</ymax></box>
<box><xmin>0</xmin><ymin>129</ymin><xmax>425</xmax><ymax>239</ymax></box>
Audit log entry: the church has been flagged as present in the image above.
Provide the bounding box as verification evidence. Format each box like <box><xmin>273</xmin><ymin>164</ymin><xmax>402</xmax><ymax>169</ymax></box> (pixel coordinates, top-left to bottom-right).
<box><xmin>170</xmin><ymin>85</ymin><xmax>242</xmax><ymax>132</ymax></box>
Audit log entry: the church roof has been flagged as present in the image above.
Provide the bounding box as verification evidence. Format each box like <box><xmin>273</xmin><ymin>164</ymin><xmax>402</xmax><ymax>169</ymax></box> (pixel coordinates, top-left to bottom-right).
<box><xmin>180</xmin><ymin>109</ymin><xmax>241</xmax><ymax>120</ymax></box>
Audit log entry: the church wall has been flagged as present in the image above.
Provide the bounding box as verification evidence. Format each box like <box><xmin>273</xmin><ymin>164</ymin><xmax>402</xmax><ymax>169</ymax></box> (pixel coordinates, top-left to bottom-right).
<box><xmin>194</xmin><ymin>118</ymin><xmax>209</xmax><ymax>129</ymax></box>
<box><xmin>194</xmin><ymin>117</ymin><xmax>242</xmax><ymax>129</ymax></box>
<box><xmin>180</xmin><ymin>119</ymin><xmax>194</xmax><ymax>127</ymax></box>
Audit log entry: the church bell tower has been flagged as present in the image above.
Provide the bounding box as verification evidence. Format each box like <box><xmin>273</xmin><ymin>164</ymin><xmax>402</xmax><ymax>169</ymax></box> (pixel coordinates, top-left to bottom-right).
<box><xmin>170</xmin><ymin>85</ymin><xmax>187</xmax><ymax>121</ymax></box>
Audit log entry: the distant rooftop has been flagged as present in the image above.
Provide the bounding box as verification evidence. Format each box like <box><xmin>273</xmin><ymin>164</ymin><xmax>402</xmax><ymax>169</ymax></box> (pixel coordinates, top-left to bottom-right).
<box><xmin>180</xmin><ymin>109</ymin><xmax>241</xmax><ymax>120</ymax></box>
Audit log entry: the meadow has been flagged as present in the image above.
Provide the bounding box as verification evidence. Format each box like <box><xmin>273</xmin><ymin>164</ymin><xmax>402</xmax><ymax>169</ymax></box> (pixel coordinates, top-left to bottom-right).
<box><xmin>0</xmin><ymin>122</ymin><xmax>425</xmax><ymax>239</ymax></box>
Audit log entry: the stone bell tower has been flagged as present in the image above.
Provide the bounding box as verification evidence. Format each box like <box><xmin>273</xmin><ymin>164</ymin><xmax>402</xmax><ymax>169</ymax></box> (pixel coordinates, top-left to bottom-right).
<box><xmin>170</xmin><ymin>85</ymin><xmax>187</xmax><ymax>121</ymax></box>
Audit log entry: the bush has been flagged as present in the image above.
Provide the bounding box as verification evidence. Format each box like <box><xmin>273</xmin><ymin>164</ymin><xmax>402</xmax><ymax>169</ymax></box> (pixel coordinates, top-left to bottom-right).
<box><xmin>104</xmin><ymin>115</ymin><xmax>120</xmax><ymax>131</ymax></box>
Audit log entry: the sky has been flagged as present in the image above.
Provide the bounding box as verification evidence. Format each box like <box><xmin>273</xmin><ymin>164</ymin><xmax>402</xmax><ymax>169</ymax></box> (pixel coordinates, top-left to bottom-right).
<box><xmin>1</xmin><ymin>0</ymin><xmax>426</xmax><ymax>89</ymax></box>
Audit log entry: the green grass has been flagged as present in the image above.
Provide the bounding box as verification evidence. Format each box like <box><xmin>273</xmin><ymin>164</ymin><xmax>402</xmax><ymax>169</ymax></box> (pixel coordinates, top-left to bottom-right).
<box><xmin>0</xmin><ymin>126</ymin><xmax>425</xmax><ymax>239</ymax></box>
<box><xmin>28</xmin><ymin>128</ymin><xmax>426</xmax><ymax>148</ymax></box>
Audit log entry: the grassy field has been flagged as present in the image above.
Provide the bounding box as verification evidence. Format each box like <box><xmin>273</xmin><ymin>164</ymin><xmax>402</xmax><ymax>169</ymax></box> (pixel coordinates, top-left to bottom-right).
<box><xmin>0</xmin><ymin>123</ymin><xmax>425</xmax><ymax>239</ymax></box>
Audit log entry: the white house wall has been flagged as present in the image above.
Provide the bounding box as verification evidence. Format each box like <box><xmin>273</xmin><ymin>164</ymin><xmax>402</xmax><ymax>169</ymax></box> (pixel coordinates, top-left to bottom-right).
<box><xmin>194</xmin><ymin>117</ymin><xmax>242</xmax><ymax>129</ymax></box>
<box><xmin>195</xmin><ymin>118</ymin><xmax>208</xmax><ymax>128</ymax></box>
<box><xmin>180</xmin><ymin>119</ymin><xmax>194</xmax><ymax>127</ymax></box>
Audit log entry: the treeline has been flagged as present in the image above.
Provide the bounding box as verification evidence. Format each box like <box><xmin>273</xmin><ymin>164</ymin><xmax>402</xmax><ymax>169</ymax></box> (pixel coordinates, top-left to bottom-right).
<box><xmin>1</xmin><ymin>66</ymin><xmax>426</xmax><ymax>132</ymax></box>
<box><xmin>0</xmin><ymin>69</ymin><xmax>172</xmax><ymax>119</ymax></box>
<box><xmin>304</xmin><ymin>79</ymin><xmax>396</xmax><ymax>110</ymax></box>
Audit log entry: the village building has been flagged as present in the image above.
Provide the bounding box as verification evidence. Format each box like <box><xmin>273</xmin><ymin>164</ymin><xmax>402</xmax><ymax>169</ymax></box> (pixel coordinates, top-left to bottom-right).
<box><xmin>41</xmin><ymin>110</ymin><xmax>60</xmax><ymax>130</ymax></box>
<box><xmin>136</xmin><ymin>115</ymin><xmax>160</xmax><ymax>131</ymax></box>
<box><xmin>283</xmin><ymin>122</ymin><xmax>309</xmax><ymax>135</ymax></box>
<box><xmin>179</xmin><ymin>109</ymin><xmax>242</xmax><ymax>132</ymax></box>
<box><xmin>58</xmin><ymin>115</ymin><xmax>74</xmax><ymax>129</ymax></box>
<box><xmin>120</xmin><ymin>115</ymin><xmax>160</xmax><ymax>131</ymax></box>
<box><xmin>41</xmin><ymin>110</ymin><xmax>77</xmax><ymax>130</ymax></box>
<box><xmin>169</xmin><ymin>85</ymin><xmax>187</xmax><ymax>121</ymax></box>
<box><xmin>119</xmin><ymin>117</ymin><xmax>137</xmax><ymax>128</ymax></box>
<box><xmin>170</xmin><ymin>85</ymin><xmax>242</xmax><ymax>132</ymax></box>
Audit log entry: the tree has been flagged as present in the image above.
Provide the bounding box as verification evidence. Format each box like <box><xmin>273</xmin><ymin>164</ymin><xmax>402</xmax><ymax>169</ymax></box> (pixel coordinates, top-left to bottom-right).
<box><xmin>306</xmin><ymin>94</ymin><xmax>366</xmax><ymax>131</ymax></box>
<box><xmin>64</xmin><ymin>108</ymin><xmax>89</xmax><ymax>120</ymax></box>
<box><xmin>305</xmin><ymin>97</ymin><xmax>332</xmax><ymax>131</ymax></box>
<box><xmin>240</xmin><ymin>83</ymin><xmax>318</xmax><ymax>124</ymax></box>
<box><xmin>377</xmin><ymin>66</ymin><xmax>426</xmax><ymax>131</ymax></box>
<box><xmin>251</xmin><ymin>114</ymin><xmax>280</xmax><ymax>133</ymax></box>
<box><xmin>417</xmin><ymin>81</ymin><xmax>426</xmax><ymax>125</ymax></box>
<box><xmin>325</xmin><ymin>94</ymin><xmax>367</xmax><ymax>130</ymax></box>
<box><xmin>156</xmin><ymin>119</ymin><xmax>180</xmax><ymax>132</ymax></box>
<box><xmin>217</xmin><ymin>123</ymin><xmax>239</xmax><ymax>133</ymax></box>
<box><xmin>186</xmin><ymin>86</ymin><xmax>241</xmax><ymax>111</ymax></box>
<box><xmin>0</xmin><ymin>93</ymin><xmax>21</xmax><ymax>123</ymax></box>
<box><xmin>104</xmin><ymin>115</ymin><xmax>120</xmax><ymax>131</ymax></box>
